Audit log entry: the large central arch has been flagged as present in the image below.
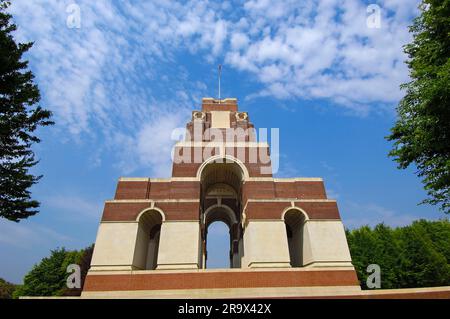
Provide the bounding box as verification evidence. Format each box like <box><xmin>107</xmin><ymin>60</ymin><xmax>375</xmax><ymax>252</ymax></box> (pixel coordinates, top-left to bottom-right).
<box><xmin>196</xmin><ymin>154</ymin><xmax>249</xmax><ymax>181</ymax></box>
<box><xmin>199</xmin><ymin>156</ymin><xmax>245</xmax><ymax>269</ymax></box>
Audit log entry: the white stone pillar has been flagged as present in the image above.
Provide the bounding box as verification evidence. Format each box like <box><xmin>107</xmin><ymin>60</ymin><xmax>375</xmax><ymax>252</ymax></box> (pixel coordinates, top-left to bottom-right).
<box><xmin>302</xmin><ymin>220</ymin><xmax>353</xmax><ymax>267</ymax></box>
<box><xmin>243</xmin><ymin>220</ymin><xmax>291</xmax><ymax>268</ymax></box>
<box><xmin>157</xmin><ymin>221</ymin><xmax>201</xmax><ymax>270</ymax></box>
<box><xmin>90</xmin><ymin>222</ymin><xmax>139</xmax><ymax>271</ymax></box>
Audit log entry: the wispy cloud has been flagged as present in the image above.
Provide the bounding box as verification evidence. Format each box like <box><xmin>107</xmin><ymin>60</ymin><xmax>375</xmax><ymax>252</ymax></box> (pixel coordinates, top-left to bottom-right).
<box><xmin>0</xmin><ymin>219</ymin><xmax>73</xmax><ymax>249</ymax></box>
<box><xmin>342</xmin><ymin>201</ymin><xmax>419</xmax><ymax>229</ymax></box>
<box><xmin>8</xmin><ymin>0</ymin><xmax>418</xmax><ymax>177</ymax></box>
<box><xmin>9</xmin><ymin>0</ymin><xmax>210</xmax><ymax>176</ymax></box>
<box><xmin>43</xmin><ymin>194</ymin><xmax>103</xmax><ymax>221</ymax></box>
<box><xmin>225</xmin><ymin>0</ymin><xmax>418</xmax><ymax>115</ymax></box>
<box><xmin>274</xmin><ymin>153</ymin><xmax>302</xmax><ymax>178</ymax></box>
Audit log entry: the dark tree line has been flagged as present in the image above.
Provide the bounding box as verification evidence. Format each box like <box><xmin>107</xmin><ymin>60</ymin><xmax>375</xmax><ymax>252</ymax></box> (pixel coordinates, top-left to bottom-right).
<box><xmin>346</xmin><ymin>219</ymin><xmax>450</xmax><ymax>289</ymax></box>
<box><xmin>11</xmin><ymin>245</ymin><xmax>93</xmax><ymax>298</ymax></box>
<box><xmin>0</xmin><ymin>0</ymin><xmax>53</xmax><ymax>222</ymax></box>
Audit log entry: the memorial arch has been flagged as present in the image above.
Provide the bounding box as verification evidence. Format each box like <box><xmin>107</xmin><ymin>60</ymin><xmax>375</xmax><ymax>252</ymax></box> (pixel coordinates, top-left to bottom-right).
<box><xmin>86</xmin><ymin>98</ymin><xmax>359</xmax><ymax>298</ymax></box>
<box><xmin>199</xmin><ymin>157</ymin><xmax>245</xmax><ymax>268</ymax></box>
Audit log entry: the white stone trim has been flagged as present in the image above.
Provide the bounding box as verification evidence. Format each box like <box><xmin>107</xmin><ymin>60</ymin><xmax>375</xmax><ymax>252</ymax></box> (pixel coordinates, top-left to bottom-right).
<box><xmin>118</xmin><ymin>177</ymin><xmax>150</xmax><ymax>182</ymax></box>
<box><xmin>204</xmin><ymin>203</ymin><xmax>238</xmax><ymax>226</ymax></box>
<box><xmin>274</xmin><ymin>177</ymin><xmax>323</xmax><ymax>182</ymax></box>
<box><xmin>174</xmin><ymin>141</ymin><xmax>270</xmax><ymax>148</ymax></box>
<box><xmin>246</xmin><ymin>177</ymin><xmax>324</xmax><ymax>182</ymax></box>
<box><xmin>281</xmin><ymin>206</ymin><xmax>310</xmax><ymax>221</ymax></box>
<box><xmin>105</xmin><ymin>199</ymin><xmax>200</xmax><ymax>203</ymax></box>
<box><xmin>246</xmin><ymin>199</ymin><xmax>336</xmax><ymax>203</ymax></box>
<box><xmin>86</xmin><ymin>265</ymin><xmax>356</xmax><ymax>275</ymax></box>
<box><xmin>162</xmin><ymin>220</ymin><xmax>200</xmax><ymax>223</ymax></box>
<box><xmin>118</xmin><ymin>177</ymin><xmax>325</xmax><ymax>183</ymax></box>
<box><xmin>81</xmin><ymin>285</ymin><xmax>361</xmax><ymax>299</ymax></box>
<box><xmin>196</xmin><ymin>154</ymin><xmax>250</xmax><ymax>180</ymax></box>
<box><xmin>136</xmin><ymin>206</ymin><xmax>166</xmax><ymax>222</ymax></box>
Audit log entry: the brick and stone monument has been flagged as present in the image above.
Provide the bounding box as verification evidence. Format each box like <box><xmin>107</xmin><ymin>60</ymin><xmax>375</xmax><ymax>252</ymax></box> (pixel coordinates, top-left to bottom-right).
<box><xmin>82</xmin><ymin>98</ymin><xmax>362</xmax><ymax>298</ymax></box>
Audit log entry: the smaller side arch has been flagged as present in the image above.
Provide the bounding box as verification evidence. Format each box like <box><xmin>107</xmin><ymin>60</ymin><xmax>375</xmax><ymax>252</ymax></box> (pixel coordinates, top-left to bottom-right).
<box><xmin>133</xmin><ymin>207</ymin><xmax>165</xmax><ymax>270</ymax></box>
<box><xmin>282</xmin><ymin>207</ymin><xmax>309</xmax><ymax>267</ymax></box>
<box><xmin>281</xmin><ymin>206</ymin><xmax>309</xmax><ymax>221</ymax></box>
<box><xmin>136</xmin><ymin>206</ymin><xmax>166</xmax><ymax>223</ymax></box>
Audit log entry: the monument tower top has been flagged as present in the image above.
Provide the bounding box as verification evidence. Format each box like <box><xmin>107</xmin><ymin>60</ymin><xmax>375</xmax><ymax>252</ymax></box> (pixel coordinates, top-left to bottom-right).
<box><xmin>201</xmin><ymin>97</ymin><xmax>238</xmax><ymax>112</ymax></box>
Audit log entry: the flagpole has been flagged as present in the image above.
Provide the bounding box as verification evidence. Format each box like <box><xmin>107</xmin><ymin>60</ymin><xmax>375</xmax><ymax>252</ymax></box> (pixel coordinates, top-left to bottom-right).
<box><xmin>218</xmin><ymin>64</ymin><xmax>222</xmax><ymax>103</ymax></box>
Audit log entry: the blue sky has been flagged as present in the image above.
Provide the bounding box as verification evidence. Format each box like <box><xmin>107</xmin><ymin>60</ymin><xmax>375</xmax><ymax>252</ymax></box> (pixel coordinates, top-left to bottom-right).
<box><xmin>1</xmin><ymin>0</ymin><xmax>446</xmax><ymax>283</ymax></box>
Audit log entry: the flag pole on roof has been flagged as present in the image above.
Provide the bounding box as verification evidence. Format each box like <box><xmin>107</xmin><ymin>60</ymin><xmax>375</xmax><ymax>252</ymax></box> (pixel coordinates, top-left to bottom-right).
<box><xmin>218</xmin><ymin>64</ymin><xmax>222</xmax><ymax>103</ymax></box>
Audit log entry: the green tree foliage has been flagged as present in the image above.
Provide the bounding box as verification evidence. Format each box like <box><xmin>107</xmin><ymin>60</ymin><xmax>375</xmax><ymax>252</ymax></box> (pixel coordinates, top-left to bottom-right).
<box><xmin>387</xmin><ymin>0</ymin><xmax>450</xmax><ymax>213</ymax></box>
<box><xmin>347</xmin><ymin>219</ymin><xmax>450</xmax><ymax>289</ymax></box>
<box><xmin>61</xmin><ymin>244</ymin><xmax>94</xmax><ymax>296</ymax></box>
<box><xmin>13</xmin><ymin>245</ymin><xmax>93</xmax><ymax>298</ymax></box>
<box><xmin>0</xmin><ymin>277</ymin><xmax>16</xmax><ymax>299</ymax></box>
<box><xmin>0</xmin><ymin>0</ymin><xmax>54</xmax><ymax>222</ymax></box>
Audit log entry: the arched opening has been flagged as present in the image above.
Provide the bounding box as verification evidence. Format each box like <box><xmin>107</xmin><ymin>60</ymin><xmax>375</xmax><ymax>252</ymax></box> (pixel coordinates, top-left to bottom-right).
<box><xmin>134</xmin><ymin>209</ymin><xmax>163</xmax><ymax>270</ymax></box>
<box><xmin>204</xmin><ymin>204</ymin><xmax>239</xmax><ymax>268</ymax></box>
<box><xmin>205</xmin><ymin>221</ymin><xmax>230</xmax><ymax>268</ymax></box>
<box><xmin>146</xmin><ymin>224</ymin><xmax>161</xmax><ymax>270</ymax></box>
<box><xmin>284</xmin><ymin>209</ymin><xmax>307</xmax><ymax>267</ymax></box>
<box><xmin>199</xmin><ymin>158</ymin><xmax>245</xmax><ymax>269</ymax></box>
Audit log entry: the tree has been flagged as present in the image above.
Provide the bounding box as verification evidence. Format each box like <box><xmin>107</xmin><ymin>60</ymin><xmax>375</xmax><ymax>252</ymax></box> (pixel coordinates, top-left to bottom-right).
<box><xmin>13</xmin><ymin>245</ymin><xmax>93</xmax><ymax>298</ymax></box>
<box><xmin>346</xmin><ymin>226</ymin><xmax>379</xmax><ymax>288</ymax></box>
<box><xmin>387</xmin><ymin>0</ymin><xmax>450</xmax><ymax>213</ymax></box>
<box><xmin>396</xmin><ymin>222</ymin><xmax>450</xmax><ymax>287</ymax></box>
<box><xmin>13</xmin><ymin>248</ymin><xmax>81</xmax><ymax>297</ymax></box>
<box><xmin>61</xmin><ymin>244</ymin><xmax>94</xmax><ymax>296</ymax></box>
<box><xmin>371</xmin><ymin>224</ymin><xmax>403</xmax><ymax>289</ymax></box>
<box><xmin>0</xmin><ymin>277</ymin><xmax>16</xmax><ymax>299</ymax></box>
<box><xmin>0</xmin><ymin>0</ymin><xmax>53</xmax><ymax>222</ymax></box>
<box><xmin>346</xmin><ymin>219</ymin><xmax>450</xmax><ymax>289</ymax></box>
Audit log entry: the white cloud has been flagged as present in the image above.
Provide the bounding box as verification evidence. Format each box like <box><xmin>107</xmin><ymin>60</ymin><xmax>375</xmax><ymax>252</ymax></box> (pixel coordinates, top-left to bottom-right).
<box><xmin>9</xmin><ymin>0</ymin><xmax>212</xmax><ymax>176</ymax></box>
<box><xmin>136</xmin><ymin>112</ymin><xmax>189</xmax><ymax>176</ymax></box>
<box><xmin>7</xmin><ymin>0</ymin><xmax>420</xmax><ymax>177</ymax></box>
<box><xmin>230</xmin><ymin>32</ymin><xmax>249</xmax><ymax>50</ymax></box>
<box><xmin>226</xmin><ymin>0</ymin><xmax>418</xmax><ymax>113</ymax></box>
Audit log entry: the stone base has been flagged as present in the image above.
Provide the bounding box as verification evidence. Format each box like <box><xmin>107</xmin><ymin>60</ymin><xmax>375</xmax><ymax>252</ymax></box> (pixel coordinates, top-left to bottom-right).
<box><xmin>80</xmin><ymin>267</ymin><xmax>450</xmax><ymax>299</ymax></box>
<box><xmin>81</xmin><ymin>267</ymin><xmax>360</xmax><ymax>298</ymax></box>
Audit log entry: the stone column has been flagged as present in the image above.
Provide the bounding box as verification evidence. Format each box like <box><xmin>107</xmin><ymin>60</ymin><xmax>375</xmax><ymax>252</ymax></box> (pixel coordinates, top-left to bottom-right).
<box><xmin>90</xmin><ymin>222</ymin><xmax>139</xmax><ymax>271</ymax></box>
<box><xmin>302</xmin><ymin>220</ymin><xmax>353</xmax><ymax>267</ymax></box>
<box><xmin>157</xmin><ymin>221</ymin><xmax>201</xmax><ymax>270</ymax></box>
<box><xmin>243</xmin><ymin>220</ymin><xmax>291</xmax><ymax>268</ymax></box>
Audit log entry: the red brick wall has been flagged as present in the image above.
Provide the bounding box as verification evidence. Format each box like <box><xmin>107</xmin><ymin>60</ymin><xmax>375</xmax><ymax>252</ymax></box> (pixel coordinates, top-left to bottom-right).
<box><xmin>243</xmin><ymin>181</ymin><xmax>327</xmax><ymax>202</ymax></box>
<box><xmin>115</xmin><ymin>181</ymin><xmax>149</xmax><ymax>199</ymax></box>
<box><xmin>171</xmin><ymin>146</ymin><xmax>273</xmax><ymax>178</ymax></box>
<box><xmin>83</xmin><ymin>269</ymin><xmax>359</xmax><ymax>291</ymax></box>
<box><xmin>101</xmin><ymin>201</ymin><xmax>199</xmax><ymax>221</ymax></box>
<box><xmin>114</xmin><ymin>181</ymin><xmax>200</xmax><ymax>200</ymax></box>
<box><xmin>244</xmin><ymin>201</ymin><xmax>341</xmax><ymax>220</ymax></box>
<box><xmin>202</xmin><ymin>103</ymin><xmax>237</xmax><ymax>112</ymax></box>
